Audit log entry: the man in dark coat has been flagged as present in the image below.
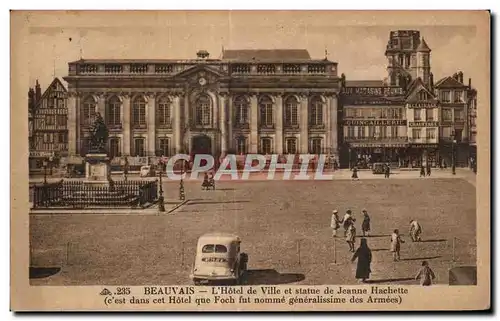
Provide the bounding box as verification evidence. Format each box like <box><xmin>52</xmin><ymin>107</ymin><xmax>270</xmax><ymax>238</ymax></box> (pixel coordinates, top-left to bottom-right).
<box><xmin>351</xmin><ymin>238</ymin><xmax>372</xmax><ymax>282</ymax></box>
<box><xmin>420</xmin><ymin>165</ymin><xmax>425</xmax><ymax>178</ymax></box>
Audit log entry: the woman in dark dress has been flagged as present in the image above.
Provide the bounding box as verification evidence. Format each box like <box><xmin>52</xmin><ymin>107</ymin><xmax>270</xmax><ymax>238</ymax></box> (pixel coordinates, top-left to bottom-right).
<box><xmin>351</xmin><ymin>238</ymin><xmax>372</xmax><ymax>283</ymax></box>
<box><xmin>351</xmin><ymin>166</ymin><xmax>359</xmax><ymax>180</ymax></box>
<box><xmin>361</xmin><ymin>209</ymin><xmax>371</xmax><ymax>237</ymax></box>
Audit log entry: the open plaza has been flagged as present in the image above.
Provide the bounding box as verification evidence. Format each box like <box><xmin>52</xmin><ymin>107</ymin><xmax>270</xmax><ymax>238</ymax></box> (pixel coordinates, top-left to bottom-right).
<box><xmin>29</xmin><ymin>169</ymin><xmax>476</xmax><ymax>286</ymax></box>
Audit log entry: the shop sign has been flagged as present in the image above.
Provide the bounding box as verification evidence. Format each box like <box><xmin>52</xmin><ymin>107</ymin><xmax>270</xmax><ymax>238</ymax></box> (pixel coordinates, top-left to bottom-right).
<box><xmin>408</xmin><ymin>121</ymin><xmax>439</xmax><ymax>127</ymax></box>
<box><xmin>342</xmin><ymin>86</ymin><xmax>404</xmax><ymax>96</ymax></box>
<box><xmin>29</xmin><ymin>151</ymin><xmax>53</xmax><ymax>158</ymax></box>
<box><xmin>407</xmin><ymin>102</ymin><xmax>438</xmax><ymax>109</ymax></box>
<box><xmin>409</xmin><ymin>144</ymin><xmax>439</xmax><ymax>148</ymax></box>
<box><xmin>350</xmin><ymin>143</ymin><xmax>408</xmax><ymax>148</ymax></box>
<box><xmin>344</xmin><ymin>119</ymin><xmax>407</xmax><ymax>126</ymax></box>
<box><xmin>348</xmin><ymin>99</ymin><xmax>404</xmax><ymax>105</ymax></box>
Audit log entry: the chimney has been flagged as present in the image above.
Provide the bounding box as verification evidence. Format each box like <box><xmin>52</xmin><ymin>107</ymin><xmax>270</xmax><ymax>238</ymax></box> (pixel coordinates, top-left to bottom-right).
<box><xmin>468</xmin><ymin>78</ymin><xmax>472</xmax><ymax>89</ymax></box>
<box><xmin>35</xmin><ymin>80</ymin><xmax>42</xmax><ymax>104</ymax></box>
<box><xmin>458</xmin><ymin>71</ymin><xmax>464</xmax><ymax>83</ymax></box>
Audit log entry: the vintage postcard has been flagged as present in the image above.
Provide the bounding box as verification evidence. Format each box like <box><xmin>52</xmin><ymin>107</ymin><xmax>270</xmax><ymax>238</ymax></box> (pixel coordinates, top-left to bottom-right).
<box><xmin>11</xmin><ymin>10</ymin><xmax>490</xmax><ymax>311</ymax></box>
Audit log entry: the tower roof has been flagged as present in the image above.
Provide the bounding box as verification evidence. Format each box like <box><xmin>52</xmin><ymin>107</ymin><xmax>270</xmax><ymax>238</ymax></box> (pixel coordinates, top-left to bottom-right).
<box><xmin>417</xmin><ymin>38</ymin><xmax>431</xmax><ymax>52</ymax></box>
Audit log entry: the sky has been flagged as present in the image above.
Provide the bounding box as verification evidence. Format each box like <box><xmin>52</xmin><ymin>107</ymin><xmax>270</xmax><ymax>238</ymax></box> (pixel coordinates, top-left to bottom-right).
<box><xmin>21</xmin><ymin>11</ymin><xmax>485</xmax><ymax>92</ymax></box>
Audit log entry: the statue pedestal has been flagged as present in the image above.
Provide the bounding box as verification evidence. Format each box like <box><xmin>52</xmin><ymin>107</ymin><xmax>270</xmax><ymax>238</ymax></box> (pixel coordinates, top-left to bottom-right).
<box><xmin>85</xmin><ymin>154</ymin><xmax>110</xmax><ymax>186</ymax></box>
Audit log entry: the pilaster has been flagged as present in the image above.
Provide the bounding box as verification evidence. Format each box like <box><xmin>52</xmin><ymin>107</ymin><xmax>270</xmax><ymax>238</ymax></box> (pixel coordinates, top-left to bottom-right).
<box><xmin>67</xmin><ymin>92</ymin><xmax>77</xmax><ymax>156</ymax></box>
<box><xmin>147</xmin><ymin>93</ymin><xmax>156</xmax><ymax>156</ymax></box>
<box><xmin>122</xmin><ymin>93</ymin><xmax>131</xmax><ymax>156</ymax></box>
<box><xmin>275</xmin><ymin>93</ymin><xmax>283</xmax><ymax>154</ymax></box>
<box><xmin>300</xmin><ymin>94</ymin><xmax>309</xmax><ymax>153</ymax></box>
<box><xmin>330</xmin><ymin>93</ymin><xmax>339</xmax><ymax>157</ymax></box>
<box><xmin>249</xmin><ymin>94</ymin><xmax>258</xmax><ymax>153</ymax></box>
<box><xmin>174</xmin><ymin>95</ymin><xmax>182</xmax><ymax>153</ymax></box>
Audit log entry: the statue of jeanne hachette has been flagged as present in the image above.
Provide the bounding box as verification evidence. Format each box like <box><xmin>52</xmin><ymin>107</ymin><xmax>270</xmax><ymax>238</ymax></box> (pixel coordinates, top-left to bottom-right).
<box><xmin>88</xmin><ymin>112</ymin><xmax>109</xmax><ymax>154</ymax></box>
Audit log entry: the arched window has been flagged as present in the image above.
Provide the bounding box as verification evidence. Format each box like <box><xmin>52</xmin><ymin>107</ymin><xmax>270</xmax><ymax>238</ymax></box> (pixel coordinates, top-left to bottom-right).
<box><xmin>284</xmin><ymin>96</ymin><xmax>299</xmax><ymax>127</ymax></box>
<box><xmin>195</xmin><ymin>95</ymin><xmax>211</xmax><ymax>126</ymax></box>
<box><xmin>234</xmin><ymin>96</ymin><xmax>249</xmax><ymax>126</ymax></box>
<box><xmin>132</xmin><ymin>96</ymin><xmax>146</xmax><ymax>126</ymax></box>
<box><xmin>156</xmin><ymin>96</ymin><xmax>171</xmax><ymax>127</ymax></box>
<box><xmin>106</xmin><ymin>96</ymin><xmax>121</xmax><ymax>126</ymax></box>
<box><xmin>259</xmin><ymin>96</ymin><xmax>274</xmax><ymax>128</ymax></box>
<box><xmin>309</xmin><ymin>96</ymin><xmax>324</xmax><ymax>126</ymax></box>
<box><xmin>81</xmin><ymin>96</ymin><xmax>96</xmax><ymax>126</ymax></box>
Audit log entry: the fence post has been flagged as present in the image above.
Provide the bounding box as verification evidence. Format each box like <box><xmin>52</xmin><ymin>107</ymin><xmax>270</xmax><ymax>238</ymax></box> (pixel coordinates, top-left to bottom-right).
<box><xmin>297</xmin><ymin>239</ymin><xmax>301</xmax><ymax>266</ymax></box>
<box><xmin>333</xmin><ymin>237</ymin><xmax>337</xmax><ymax>264</ymax></box>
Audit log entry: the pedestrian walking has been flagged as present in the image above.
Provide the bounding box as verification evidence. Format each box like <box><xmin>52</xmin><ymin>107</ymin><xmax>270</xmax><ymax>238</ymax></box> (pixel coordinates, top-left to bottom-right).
<box><xmin>351</xmin><ymin>238</ymin><xmax>372</xmax><ymax>283</ymax></box>
<box><xmin>342</xmin><ymin>210</ymin><xmax>356</xmax><ymax>236</ymax></box>
<box><xmin>390</xmin><ymin>229</ymin><xmax>405</xmax><ymax>261</ymax></box>
<box><xmin>330</xmin><ymin>210</ymin><xmax>341</xmax><ymax>238</ymax></box>
<box><xmin>409</xmin><ymin>219</ymin><xmax>423</xmax><ymax>242</ymax></box>
<box><xmin>426</xmin><ymin>164</ymin><xmax>432</xmax><ymax>177</ymax></box>
<box><xmin>361</xmin><ymin>209</ymin><xmax>371</xmax><ymax>237</ymax></box>
<box><xmin>346</xmin><ymin>222</ymin><xmax>356</xmax><ymax>252</ymax></box>
<box><xmin>351</xmin><ymin>166</ymin><xmax>359</xmax><ymax>180</ymax></box>
<box><xmin>415</xmin><ymin>260</ymin><xmax>436</xmax><ymax>286</ymax></box>
<box><xmin>420</xmin><ymin>165</ymin><xmax>426</xmax><ymax>178</ymax></box>
<box><xmin>385</xmin><ymin>163</ymin><xmax>391</xmax><ymax>178</ymax></box>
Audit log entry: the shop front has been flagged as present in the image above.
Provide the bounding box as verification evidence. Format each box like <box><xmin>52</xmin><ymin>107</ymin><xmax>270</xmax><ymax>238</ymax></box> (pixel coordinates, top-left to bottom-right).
<box><xmin>405</xmin><ymin>144</ymin><xmax>440</xmax><ymax>168</ymax></box>
<box><xmin>347</xmin><ymin>142</ymin><xmax>408</xmax><ymax>169</ymax></box>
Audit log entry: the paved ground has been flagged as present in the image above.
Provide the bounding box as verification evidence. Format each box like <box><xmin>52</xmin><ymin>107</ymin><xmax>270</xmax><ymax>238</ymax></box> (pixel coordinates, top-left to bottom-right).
<box><xmin>29</xmin><ymin>173</ymin><xmax>476</xmax><ymax>286</ymax></box>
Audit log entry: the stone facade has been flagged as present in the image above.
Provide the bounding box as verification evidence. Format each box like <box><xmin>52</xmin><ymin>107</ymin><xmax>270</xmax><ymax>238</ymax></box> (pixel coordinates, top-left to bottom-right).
<box><xmin>63</xmin><ymin>50</ymin><xmax>341</xmax><ymax>162</ymax></box>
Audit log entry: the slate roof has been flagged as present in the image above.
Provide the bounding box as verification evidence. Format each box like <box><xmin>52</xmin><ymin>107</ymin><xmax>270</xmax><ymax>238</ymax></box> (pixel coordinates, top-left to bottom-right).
<box><xmin>416</xmin><ymin>38</ymin><xmax>431</xmax><ymax>52</ymax></box>
<box><xmin>345</xmin><ymin>80</ymin><xmax>385</xmax><ymax>87</ymax></box>
<box><xmin>434</xmin><ymin>76</ymin><xmax>468</xmax><ymax>88</ymax></box>
<box><xmin>222</xmin><ymin>49</ymin><xmax>312</xmax><ymax>61</ymax></box>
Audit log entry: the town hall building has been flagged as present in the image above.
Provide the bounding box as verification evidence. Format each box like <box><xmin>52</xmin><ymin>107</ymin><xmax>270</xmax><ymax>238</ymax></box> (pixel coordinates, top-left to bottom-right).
<box><xmin>63</xmin><ymin>49</ymin><xmax>341</xmax><ymax>165</ymax></box>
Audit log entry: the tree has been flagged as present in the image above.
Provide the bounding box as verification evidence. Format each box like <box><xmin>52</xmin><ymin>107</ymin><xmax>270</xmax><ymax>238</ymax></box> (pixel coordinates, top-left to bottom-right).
<box><xmin>88</xmin><ymin>112</ymin><xmax>109</xmax><ymax>154</ymax></box>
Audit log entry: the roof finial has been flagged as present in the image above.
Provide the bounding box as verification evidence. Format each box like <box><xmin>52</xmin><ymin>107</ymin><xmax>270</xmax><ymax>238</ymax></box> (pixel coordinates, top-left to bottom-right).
<box><xmin>324</xmin><ymin>47</ymin><xmax>328</xmax><ymax>60</ymax></box>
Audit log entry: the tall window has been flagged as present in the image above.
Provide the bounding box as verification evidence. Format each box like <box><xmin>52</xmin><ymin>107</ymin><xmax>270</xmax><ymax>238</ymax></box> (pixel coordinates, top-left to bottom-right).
<box><xmin>132</xmin><ymin>96</ymin><xmax>146</xmax><ymax>126</ymax></box>
<box><xmin>426</xmin><ymin>128</ymin><xmax>436</xmax><ymax>139</ymax></box>
<box><xmin>390</xmin><ymin>126</ymin><xmax>398</xmax><ymax>138</ymax></box>
<box><xmin>418</xmin><ymin>90</ymin><xmax>429</xmax><ymax>101</ymax></box>
<box><xmin>442</xmin><ymin>108</ymin><xmax>452</xmax><ymax>121</ymax></box>
<box><xmin>284</xmin><ymin>96</ymin><xmax>299</xmax><ymax>127</ymax></box>
<box><xmin>109</xmin><ymin>138</ymin><xmax>121</xmax><ymax>158</ymax></box>
<box><xmin>156</xmin><ymin>97</ymin><xmax>171</xmax><ymax>127</ymax></box>
<box><xmin>414</xmin><ymin>108</ymin><xmax>422</xmax><ymax>121</ymax></box>
<box><xmin>380</xmin><ymin>109</ymin><xmax>388</xmax><ymax>119</ymax></box>
<box><xmin>368</xmin><ymin>126</ymin><xmax>376</xmax><ymax>137</ymax></box>
<box><xmin>454</xmin><ymin>109</ymin><xmax>464</xmax><ymax>121</ymax></box>
<box><xmin>309</xmin><ymin>97</ymin><xmax>323</xmax><ymax>126</ymax></box>
<box><xmin>157</xmin><ymin>138</ymin><xmax>170</xmax><ymax>156</ymax></box>
<box><xmin>390</xmin><ymin>108</ymin><xmax>402</xmax><ymax>119</ymax></box>
<box><xmin>260</xmin><ymin>138</ymin><xmax>272</xmax><ymax>154</ymax></box>
<box><xmin>195</xmin><ymin>95</ymin><xmax>211</xmax><ymax>126</ymax></box>
<box><xmin>454</xmin><ymin>91</ymin><xmax>463</xmax><ymax>103</ymax></box>
<box><xmin>285</xmin><ymin>138</ymin><xmax>297</xmax><ymax>154</ymax></box>
<box><xmin>234</xmin><ymin>96</ymin><xmax>249</xmax><ymax>126</ymax></box>
<box><xmin>107</xmin><ymin>96</ymin><xmax>121</xmax><ymax>126</ymax></box>
<box><xmin>236</xmin><ymin>136</ymin><xmax>247</xmax><ymax>155</ymax></box>
<box><xmin>440</xmin><ymin>90</ymin><xmax>451</xmax><ymax>103</ymax></box>
<box><xmin>426</xmin><ymin>109</ymin><xmax>434</xmax><ymax>121</ymax></box>
<box><xmin>357</xmin><ymin>126</ymin><xmax>365</xmax><ymax>138</ymax></box>
<box><xmin>259</xmin><ymin>96</ymin><xmax>274</xmax><ymax>127</ymax></box>
<box><xmin>412</xmin><ymin>128</ymin><xmax>422</xmax><ymax>139</ymax></box>
<box><xmin>380</xmin><ymin>126</ymin><xmax>387</xmax><ymax>138</ymax></box>
<box><xmin>134</xmin><ymin>138</ymin><xmax>145</xmax><ymax>157</ymax></box>
<box><xmin>82</xmin><ymin>96</ymin><xmax>96</xmax><ymax>126</ymax></box>
<box><xmin>310</xmin><ymin>138</ymin><xmax>322</xmax><ymax>154</ymax></box>
<box><xmin>347</xmin><ymin>126</ymin><xmax>355</xmax><ymax>138</ymax></box>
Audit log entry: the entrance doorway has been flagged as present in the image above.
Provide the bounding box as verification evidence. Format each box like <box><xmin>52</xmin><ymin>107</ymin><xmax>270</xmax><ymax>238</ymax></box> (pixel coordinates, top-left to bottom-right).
<box><xmin>192</xmin><ymin>135</ymin><xmax>212</xmax><ymax>155</ymax></box>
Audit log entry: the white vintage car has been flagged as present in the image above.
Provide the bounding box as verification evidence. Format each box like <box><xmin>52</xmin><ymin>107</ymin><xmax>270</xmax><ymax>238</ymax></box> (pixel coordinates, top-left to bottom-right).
<box><xmin>190</xmin><ymin>233</ymin><xmax>248</xmax><ymax>285</ymax></box>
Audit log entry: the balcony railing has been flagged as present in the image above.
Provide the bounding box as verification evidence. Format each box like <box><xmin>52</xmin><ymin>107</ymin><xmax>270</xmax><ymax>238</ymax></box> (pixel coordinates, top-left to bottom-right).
<box><xmin>259</xmin><ymin>124</ymin><xmax>275</xmax><ymax>130</ymax></box>
<box><xmin>156</xmin><ymin>121</ymin><xmax>173</xmax><ymax>129</ymax></box>
<box><xmin>345</xmin><ymin>136</ymin><xmax>408</xmax><ymax>142</ymax></box>
<box><xmin>233</xmin><ymin>123</ymin><xmax>250</xmax><ymax>129</ymax></box>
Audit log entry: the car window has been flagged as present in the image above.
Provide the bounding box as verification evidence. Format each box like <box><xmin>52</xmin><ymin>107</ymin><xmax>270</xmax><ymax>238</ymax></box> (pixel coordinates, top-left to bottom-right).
<box><xmin>201</xmin><ymin>244</ymin><xmax>228</xmax><ymax>253</ymax></box>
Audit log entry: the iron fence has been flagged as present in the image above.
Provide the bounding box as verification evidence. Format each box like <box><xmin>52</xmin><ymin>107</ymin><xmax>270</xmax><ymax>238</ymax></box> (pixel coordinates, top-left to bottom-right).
<box><xmin>31</xmin><ymin>179</ymin><xmax>159</xmax><ymax>209</ymax></box>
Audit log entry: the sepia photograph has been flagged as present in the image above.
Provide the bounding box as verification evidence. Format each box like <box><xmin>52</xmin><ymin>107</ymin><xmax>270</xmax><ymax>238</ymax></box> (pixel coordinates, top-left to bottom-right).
<box><xmin>10</xmin><ymin>10</ymin><xmax>490</xmax><ymax>311</ymax></box>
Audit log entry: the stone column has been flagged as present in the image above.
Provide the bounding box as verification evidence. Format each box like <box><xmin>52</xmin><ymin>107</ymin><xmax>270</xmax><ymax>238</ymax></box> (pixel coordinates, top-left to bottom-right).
<box><xmin>219</xmin><ymin>94</ymin><xmax>227</xmax><ymax>155</ymax></box>
<box><xmin>330</xmin><ymin>94</ymin><xmax>339</xmax><ymax>158</ymax></box>
<box><xmin>227</xmin><ymin>94</ymin><xmax>233</xmax><ymax>151</ymax></box>
<box><xmin>147</xmin><ymin>93</ymin><xmax>156</xmax><ymax>156</ymax></box>
<box><xmin>324</xmin><ymin>95</ymin><xmax>331</xmax><ymax>154</ymax></box>
<box><xmin>300</xmin><ymin>94</ymin><xmax>309</xmax><ymax>153</ymax></box>
<box><xmin>122</xmin><ymin>94</ymin><xmax>131</xmax><ymax>156</ymax></box>
<box><xmin>174</xmin><ymin>95</ymin><xmax>182</xmax><ymax>154</ymax></box>
<box><xmin>67</xmin><ymin>93</ymin><xmax>77</xmax><ymax>156</ymax></box>
<box><xmin>249</xmin><ymin>94</ymin><xmax>258</xmax><ymax>153</ymax></box>
<box><xmin>275</xmin><ymin>94</ymin><xmax>283</xmax><ymax>154</ymax></box>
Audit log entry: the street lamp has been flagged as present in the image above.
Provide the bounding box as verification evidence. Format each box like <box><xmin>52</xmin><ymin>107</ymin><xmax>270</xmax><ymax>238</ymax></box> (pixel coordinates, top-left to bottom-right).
<box><xmin>451</xmin><ymin>130</ymin><xmax>456</xmax><ymax>175</ymax></box>
<box><xmin>158</xmin><ymin>163</ymin><xmax>165</xmax><ymax>212</ymax></box>
<box><xmin>43</xmin><ymin>159</ymin><xmax>48</xmax><ymax>185</ymax></box>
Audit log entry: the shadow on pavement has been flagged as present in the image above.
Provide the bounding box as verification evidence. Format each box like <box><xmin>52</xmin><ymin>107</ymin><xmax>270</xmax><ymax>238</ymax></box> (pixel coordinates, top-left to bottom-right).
<box><xmin>365</xmin><ymin>277</ymin><xmax>414</xmax><ymax>284</ymax></box>
<box><xmin>420</xmin><ymin>239</ymin><xmax>447</xmax><ymax>243</ymax></box>
<box><xmin>29</xmin><ymin>267</ymin><xmax>61</xmax><ymax>279</ymax></box>
<box><xmin>401</xmin><ymin>255</ymin><xmax>442</xmax><ymax>261</ymax></box>
<box><xmin>371</xmin><ymin>248</ymin><xmax>389</xmax><ymax>252</ymax></box>
<box><xmin>215</xmin><ymin>188</ymin><xmax>236</xmax><ymax>191</ymax></box>
<box><xmin>244</xmin><ymin>269</ymin><xmax>305</xmax><ymax>285</ymax></box>
<box><xmin>188</xmin><ymin>200</ymin><xmax>250</xmax><ymax>205</ymax></box>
